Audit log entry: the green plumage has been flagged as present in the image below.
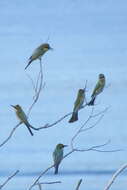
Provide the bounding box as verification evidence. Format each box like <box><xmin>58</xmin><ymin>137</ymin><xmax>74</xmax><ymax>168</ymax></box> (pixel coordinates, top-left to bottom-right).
<box><xmin>53</xmin><ymin>144</ymin><xmax>67</xmax><ymax>174</ymax></box>
<box><xmin>69</xmin><ymin>89</ymin><xmax>85</xmax><ymax>123</ymax></box>
<box><xmin>11</xmin><ymin>105</ymin><xmax>34</xmax><ymax>136</ymax></box>
<box><xmin>25</xmin><ymin>43</ymin><xmax>52</xmax><ymax>69</ymax></box>
<box><xmin>88</xmin><ymin>74</ymin><xmax>105</xmax><ymax>106</ymax></box>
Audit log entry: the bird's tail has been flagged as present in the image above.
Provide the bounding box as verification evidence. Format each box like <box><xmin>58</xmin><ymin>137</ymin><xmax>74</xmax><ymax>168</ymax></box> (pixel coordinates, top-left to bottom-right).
<box><xmin>25</xmin><ymin>59</ymin><xmax>32</xmax><ymax>70</ymax></box>
<box><xmin>88</xmin><ymin>97</ymin><xmax>96</xmax><ymax>106</ymax></box>
<box><xmin>24</xmin><ymin>122</ymin><xmax>34</xmax><ymax>136</ymax></box>
<box><xmin>54</xmin><ymin>164</ymin><xmax>59</xmax><ymax>175</ymax></box>
<box><xmin>69</xmin><ymin>112</ymin><xmax>78</xmax><ymax>123</ymax></box>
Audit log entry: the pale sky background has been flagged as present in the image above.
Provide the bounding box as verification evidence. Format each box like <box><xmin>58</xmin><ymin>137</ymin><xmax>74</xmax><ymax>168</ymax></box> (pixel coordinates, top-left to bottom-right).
<box><xmin>0</xmin><ymin>0</ymin><xmax>127</xmax><ymax>190</ymax></box>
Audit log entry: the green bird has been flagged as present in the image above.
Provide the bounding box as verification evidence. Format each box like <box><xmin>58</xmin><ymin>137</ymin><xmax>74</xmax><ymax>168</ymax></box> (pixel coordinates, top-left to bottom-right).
<box><xmin>11</xmin><ymin>104</ymin><xmax>34</xmax><ymax>136</ymax></box>
<box><xmin>88</xmin><ymin>73</ymin><xmax>105</xmax><ymax>106</ymax></box>
<box><xmin>25</xmin><ymin>43</ymin><xmax>53</xmax><ymax>70</ymax></box>
<box><xmin>69</xmin><ymin>89</ymin><xmax>85</xmax><ymax>123</ymax></box>
<box><xmin>53</xmin><ymin>143</ymin><xmax>67</xmax><ymax>174</ymax></box>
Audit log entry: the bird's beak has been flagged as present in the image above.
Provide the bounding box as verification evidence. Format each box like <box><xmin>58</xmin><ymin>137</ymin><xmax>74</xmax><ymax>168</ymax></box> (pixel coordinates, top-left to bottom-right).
<box><xmin>49</xmin><ymin>46</ymin><xmax>53</xmax><ymax>50</ymax></box>
<box><xmin>63</xmin><ymin>145</ymin><xmax>68</xmax><ymax>147</ymax></box>
<box><xmin>11</xmin><ymin>105</ymin><xmax>16</xmax><ymax>109</ymax></box>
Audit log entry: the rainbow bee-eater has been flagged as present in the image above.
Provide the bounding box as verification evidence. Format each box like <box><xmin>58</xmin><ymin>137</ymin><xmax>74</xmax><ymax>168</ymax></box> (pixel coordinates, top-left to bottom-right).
<box><xmin>88</xmin><ymin>74</ymin><xmax>105</xmax><ymax>106</ymax></box>
<box><xmin>69</xmin><ymin>89</ymin><xmax>85</xmax><ymax>123</ymax></box>
<box><xmin>11</xmin><ymin>104</ymin><xmax>34</xmax><ymax>136</ymax></box>
<box><xmin>53</xmin><ymin>143</ymin><xmax>67</xmax><ymax>174</ymax></box>
<box><xmin>25</xmin><ymin>43</ymin><xmax>53</xmax><ymax>70</ymax></box>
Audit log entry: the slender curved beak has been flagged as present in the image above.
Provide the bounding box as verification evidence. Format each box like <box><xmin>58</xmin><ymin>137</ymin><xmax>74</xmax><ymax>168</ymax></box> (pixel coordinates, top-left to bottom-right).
<box><xmin>11</xmin><ymin>105</ymin><xmax>16</xmax><ymax>109</ymax></box>
<box><xmin>49</xmin><ymin>46</ymin><xmax>53</xmax><ymax>50</ymax></box>
<box><xmin>63</xmin><ymin>145</ymin><xmax>68</xmax><ymax>147</ymax></box>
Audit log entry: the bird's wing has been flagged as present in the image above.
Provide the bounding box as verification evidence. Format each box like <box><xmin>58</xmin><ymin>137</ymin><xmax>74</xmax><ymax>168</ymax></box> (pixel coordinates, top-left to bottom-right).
<box><xmin>91</xmin><ymin>82</ymin><xmax>101</xmax><ymax>97</ymax></box>
<box><xmin>74</xmin><ymin>94</ymin><xmax>84</xmax><ymax>111</ymax></box>
<box><xmin>53</xmin><ymin>150</ymin><xmax>63</xmax><ymax>164</ymax></box>
<box><xmin>18</xmin><ymin>110</ymin><xmax>28</xmax><ymax>123</ymax></box>
<box><xmin>53</xmin><ymin>150</ymin><xmax>58</xmax><ymax>164</ymax></box>
<box><xmin>30</xmin><ymin>48</ymin><xmax>43</xmax><ymax>59</ymax></box>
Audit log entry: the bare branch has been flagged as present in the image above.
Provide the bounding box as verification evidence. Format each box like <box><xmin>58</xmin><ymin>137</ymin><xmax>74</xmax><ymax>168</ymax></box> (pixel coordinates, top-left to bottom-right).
<box><xmin>27</xmin><ymin>81</ymin><xmax>92</xmax><ymax>131</ymax></box>
<box><xmin>83</xmin><ymin>80</ymin><xmax>87</xmax><ymax>91</ymax></box>
<box><xmin>71</xmin><ymin>107</ymin><xmax>109</xmax><ymax>150</ymax></box>
<box><xmin>27</xmin><ymin>60</ymin><xmax>44</xmax><ymax>117</ymax></box>
<box><xmin>28</xmin><ymin>105</ymin><xmax>121</xmax><ymax>189</ymax></box>
<box><xmin>90</xmin><ymin>149</ymin><xmax>122</xmax><ymax>153</ymax></box>
<box><xmin>29</xmin><ymin>165</ymin><xmax>54</xmax><ymax>190</ymax></box>
<box><xmin>0</xmin><ymin>92</ymin><xmax>90</xmax><ymax>148</ymax></box>
<box><xmin>74</xmin><ymin>140</ymin><xmax>122</xmax><ymax>152</ymax></box>
<box><xmin>75</xmin><ymin>179</ymin><xmax>82</xmax><ymax>190</ymax></box>
<box><xmin>81</xmin><ymin>114</ymin><xmax>104</xmax><ymax>132</ymax></box>
<box><xmin>37</xmin><ymin>183</ymin><xmax>42</xmax><ymax>190</ymax></box>
<box><xmin>71</xmin><ymin>107</ymin><xmax>94</xmax><ymax>149</ymax></box>
<box><xmin>30</xmin><ymin>112</ymin><xmax>72</xmax><ymax>130</ymax></box>
<box><xmin>26</xmin><ymin>73</ymin><xmax>37</xmax><ymax>94</ymax></box>
<box><xmin>103</xmin><ymin>163</ymin><xmax>127</xmax><ymax>190</ymax></box>
<box><xmin>0</xmin><ymin>123</ymin><xmax>21</xmax><ymax>148</ymax></box>
<box><xmin>63</xmin><ymin>150</ymin><xmax>75</xmax><ymax>159</ymax></box>
<box><xmin>0</xmin><ymin>61</ymin><xmax>45</xmax><ymax>148</ymax></box>
<box><xmin>29</xmin><ymin>106</ymin><xmax>109</xmax><ymax>133</ymax></box>
<box><xmin>74</xmin><ymin>140</ymin><xmax>111</xmax><ymax>152</ymax></box>
<box><xmin>92</xmin><ymin>106</ymin><xmax>110</xmax><ymax>118</ymax></box>
<box><xmin>35</xmin><ymin>69</ymin><xmax>41</xmax><ymax>94</ymax></box>
<box><xmin>36</xmin><ymin>181</ymin><xmax>61</xmax><ymax>190</ymax></box>
<box><xmin>37</xmin><ymin>181</ymin><xmax>61</xmax><ymax>185</ymax></box>
<box><xmin>0</xmin><ymin>170</ymin><xmax>19</xmax><ymax>189</ymax></box>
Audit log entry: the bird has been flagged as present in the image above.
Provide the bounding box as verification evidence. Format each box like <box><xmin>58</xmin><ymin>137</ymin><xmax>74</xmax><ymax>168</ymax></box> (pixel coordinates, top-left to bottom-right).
<box><xmin>11</xmin><ymin>104</ymin><xmax>34</xmax><ymax>136</ymax></box>
<box><xmin>69</xmin><ymin>89</ymin><xmax>85</xmax><ymax>123</ymax></box>
<box><xmin>53</xmin><ymin>143</ymin><xmax>67</xmax><ymax>174</ymax></box>
<box><xmin>88</xmin><ymin>73</ymin><xmax>105</xmax><ymax>106</ymax></box>
<box><xmin>25</xmin><ymin>43</ymin><xmax>53</xmax><ymax>70</ymax></box>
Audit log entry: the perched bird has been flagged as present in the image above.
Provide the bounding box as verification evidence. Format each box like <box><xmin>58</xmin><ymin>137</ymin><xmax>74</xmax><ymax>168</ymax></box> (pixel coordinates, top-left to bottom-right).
<box><xmin>53</xmin><ymin>143</ymin><xmax>67</xmax><ymax>174</ymax></box>
<box><xmin>11</xmin><ymin>104</ymin><xmax>34</xmax><ymax>136</ymax></box>
<box><xmin>88</xmin><ymin>74</ymin><xmax>105</xmax><ymax>106</ymax></box>
<box><xmin>69</xmin><ymin>89</ymin><xmax>85</xmax><ymax>123</ymax></box>
<box><xmin>25</xmin><ymin>43</ymin><xmax>53</xmax><ymax>70</ymax></box>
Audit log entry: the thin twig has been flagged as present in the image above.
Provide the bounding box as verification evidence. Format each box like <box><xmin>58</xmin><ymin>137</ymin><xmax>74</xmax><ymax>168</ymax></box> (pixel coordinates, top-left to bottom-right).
<box><xmin>103</xmin><ymin>163</ymin><xmax>127</xmax><ymax>190</ymax></box>
<box><xmin>0</xmin><ymin>100</ymin><xmax>90</xmax><ymax>148</ymax></box>
<box><xmin>71</xmin><ymin>107</ymin><xmax>95</xmax><ymax>149</ymax></box>
<box><xmin>36</xmin><ymin>181</ymin><xmax>61</xmax><ymax>190</ymax></box>
<box><xmin>28</xmin><ymin>106</ymin><xmax>120</xmax><ymax>190</ymax></box>
<box><xmin>35</xmin><ymin>70</ymin><xmax>41</xmax><ymax>94</ymax></box>
<box><xmin>37</xmin><ymin>183</ymin><xmax>42</xmax><ymax>190</ymax></box>
<box><xmin>91</xmin><ymin>106</ymin><xmax>110</xmax><ymax>118</ymax></box>
<box><xmin>29</xmin><ymin>165</ymin><xmax>54</xmax><ymax>190</ymax></box>
<box><xmin>30</xmin><ymin>104</ymin><xmax>98</xmax><ymax>131</ymax></box>
<box><xmin>37</xmin><ymin>181</ymin><xmax>61</xmax><ymax>185</ymax></box>
<box><xmin>30</xmin><ymin>112</ymin><xmax>72</xmax><ymax>130</ymax></box>
<box><xmin>27</xmin><ymin>60</ymin><xmax>44</xmax><ymax>117</ymax></box>
<box><xmin>26</xmin><ymin>73</ymin><xmax>37</xmax><ymax>94</ymax></box>
<box><xmin>0</xmin><ymin>123</ymin><xmax>21</xmax><ymax>148</ymax></box>
<box><xmin>81</xmin><ymin>114</ymin><xmax>104</xmax><ymax>132</ymax></box>
<box><xmin>0</xmin><ymin>170</ymin><xmax>19</xmax><ymax>189</ymax></box>
<box><xmin>75</xmin><ymin>179</ymin><xmax>82</xmax><ymax>190</ymax></box>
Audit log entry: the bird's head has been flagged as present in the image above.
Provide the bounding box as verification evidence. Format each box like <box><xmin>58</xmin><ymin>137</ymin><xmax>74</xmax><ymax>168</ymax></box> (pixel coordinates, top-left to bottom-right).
<box><xmin>99</xmin><ymin>73</ymin><xmax>105</xmax><ymax>79</ymax></box>
<box><xmin>43</xmin><ymin>43</ymin><xmax>53</xmax><ymax>51</ymax></box>
<box><xmin>78</xmin><ymin>89</ymin><xmax>85</xmax><ymax>95</ymax></box>
<box><xmin>56</xmin><ymin>144</ymin><xmax>68</xmax><ymax>149</ymax></box>
<box><xmin>11</xmin><ymin>104</ymin><xmax>21</xmax><ymax>110</ymax></box>
<box><xmin>99</xmin><ymin>74</ymin><xmax>105</xmax><ymax>83</ymax></box>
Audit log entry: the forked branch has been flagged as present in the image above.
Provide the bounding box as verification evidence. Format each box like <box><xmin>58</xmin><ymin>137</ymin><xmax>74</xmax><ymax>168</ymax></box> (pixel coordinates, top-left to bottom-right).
<box><xmin>29</xmin><ymin>106</ymin><xmax>120</xmax><ymax>190</ymax></box>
